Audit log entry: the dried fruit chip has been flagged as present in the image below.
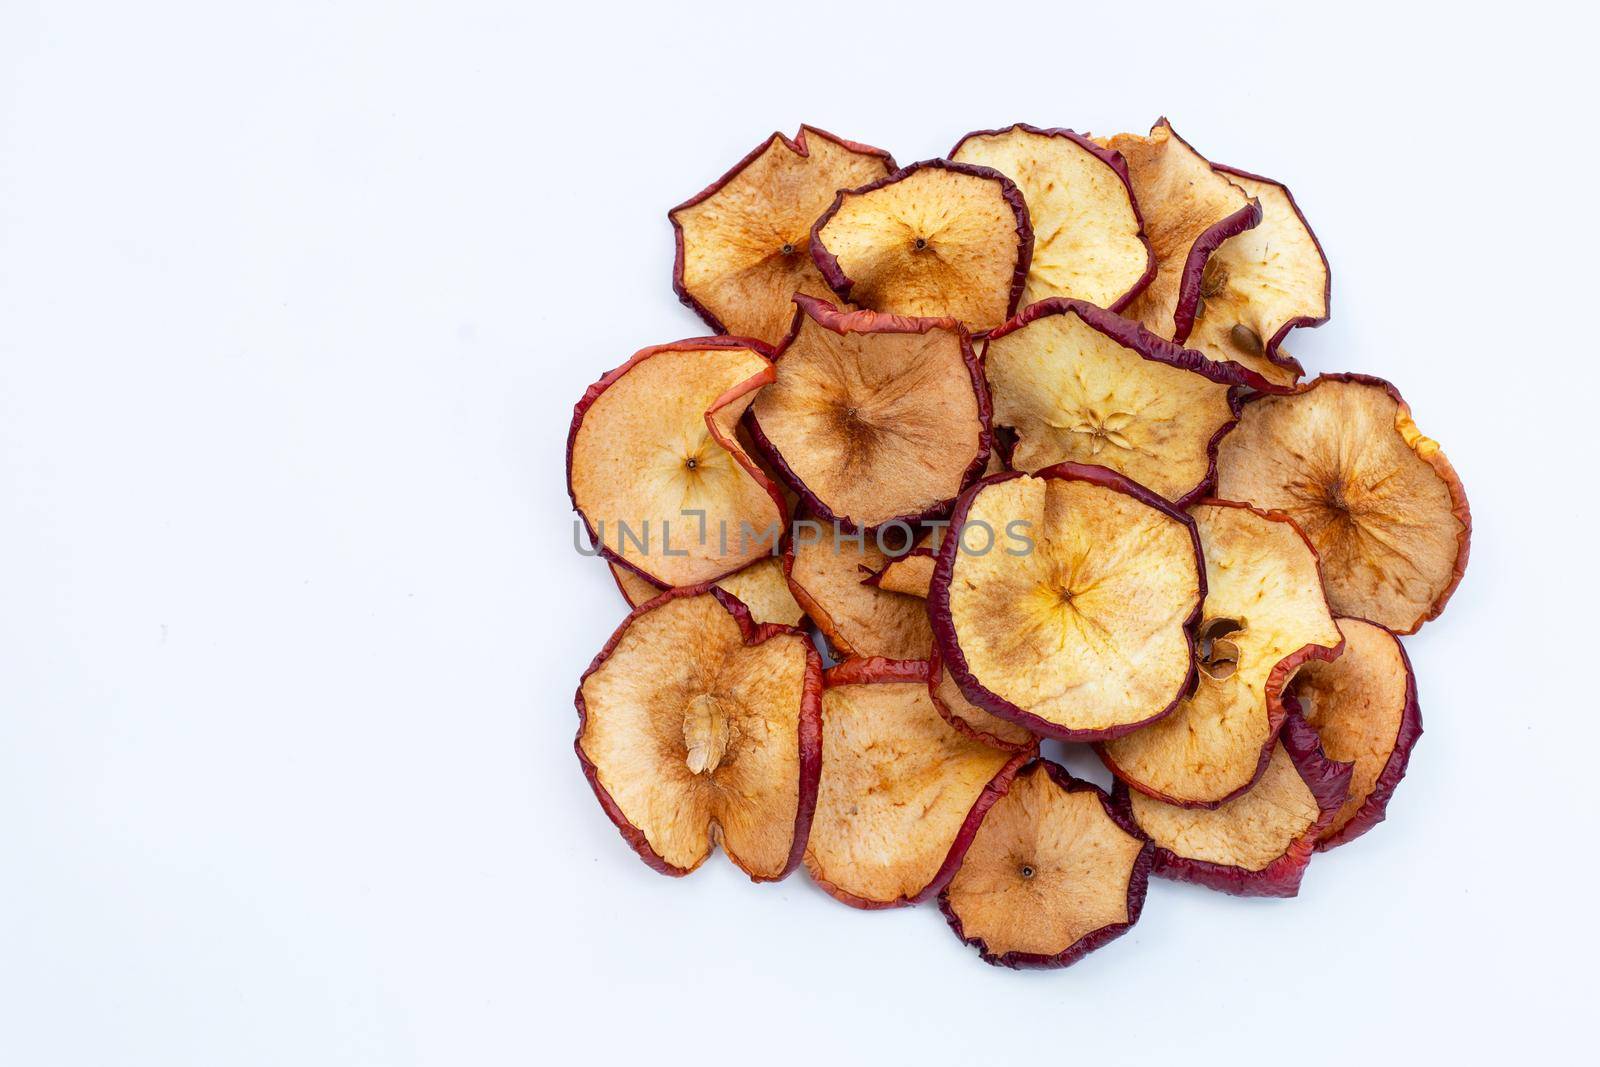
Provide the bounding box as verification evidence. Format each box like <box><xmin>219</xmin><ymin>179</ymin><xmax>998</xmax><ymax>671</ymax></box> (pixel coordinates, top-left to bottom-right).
<box><xmin>1099</xmin><ymin>120</ymin><xmax>1260</xmax><ymax>346</ymax></box>
<box><xmin>575</xmin><ymin>588</ymin><xmax>822</xmax><ymax>879</ymax></box>
<box><xmin>670</xmin><ymin>126</ymin><xmax>895</xmax><ymax>345</ymax></box>
<box><xmin>1116</xmin><ymin>714</ymin><xmax>1351</xmax><ymax>897</ymax></box>
<box><xmin>864</xmin><ymin>548</ymin><xmax>936</xmax><ymax>598</ymax></box>
<box><xmin>811</xmin><ymin>159</ymin><xmax>1032</xmax><ymax>333</ymax></box>
<box><xmin>949</xmin><ymin>124</ymin><xmax>1153</xmax><ymax>311</ymax></box>
<box><xmin>568</xmin><ymin>338</ymin><xmax>786</xmax><ymax>587</ymax></box>
<box><xmin>748</xmin><ymin>295</ymin><xmax>991</xmax><ymax>530</ymax></box>
<box><xmin>930</xmin><ymin>464</ymin><xmax>1205</xmax><ymax>741</ymax></box>
<box><xmin>983</xmin><ymin>298</ymin><xmax>1247</xmax><ymax>505</ymax></box>
<box><xmin>1100</xmin><ymin>501</ymin><xmax>1343</xmax><ymax>806</ymax></box>
<box><xmin>1292</xmin><ymin>618</ymin><xmax>1422</xmax><ymax>849</ymax></box>
<box><xmin>805</xmin><ymin>658</ymin><xmax>1030</xmax><ymax>907</ymax></box>
<box><xmin>928</xmin><ymin>642</ymin><xmax>1036</xmax><ymax>752</ymax></box>
<box><xmin>1214</xmin><ymin>374</ymin><xmax>1471</xmax><ymax>634</ymax></box>
<box><xmin>940</xmin><ymin>760</ymin><xmax>1151</xmax><ymax>967</ymax></box>
<box><xmin>785</xmin><ymin>525</ymin><xmax>933</xmax><ymax>660</ymax></box>
<box><xmin>1182</xmin><ymin>164</ymin><xmax>1328</xmax><ymax>388</ymax></box>
<box><xmin>608</xmin><ymin>557</ymin><xmax>805</xmax><ymax>628</ymax></box>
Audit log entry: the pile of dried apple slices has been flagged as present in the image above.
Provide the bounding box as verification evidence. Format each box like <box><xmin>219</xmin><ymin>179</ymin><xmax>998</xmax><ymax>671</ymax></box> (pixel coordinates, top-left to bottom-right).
<box><xmin>567</xmin><ymin>119</ymin><xmax>1469</xmax><ymax>969</ymax></box>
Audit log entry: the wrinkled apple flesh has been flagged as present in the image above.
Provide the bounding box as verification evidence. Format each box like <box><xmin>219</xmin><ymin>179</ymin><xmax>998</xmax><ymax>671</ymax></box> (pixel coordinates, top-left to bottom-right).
<box><xmin>934</xmin><ymin>466</ymin><xmax>1203</xmax><ymax>740</ymax></box>
<box><xmin>1215</xmin><ymin>375</ymin><xmax>1470</xmax><ymax>634</ymax></box>
<box><xmin>576</xmin><ymin>590</ymin><xmax>820</xmax><ymax>880</ymax></box>
<box><xmin>1100</xmin><ymin>502</ymin><xmax>1343</xmax><ymax>807</ymax></box>
<box><xmin>940</xmin><ymin>761</ymin><xmax>1150</xmax><ymax>966</ymax></box>
<box><xmin>671</xmin><ymin>126</ymin><xmax>894</xmax><ymax>345</ymax></box>
<box><xmin>950</xmin><ymin>124</ymin><xmax>1151</xmax><ymax>311</ymax></box>
<box><xmin>805</xmin><ymin>659</ymin><xmax>1028</xmax><ymax>907</ymax></box>
<box><xmin>812</xmin><ymin>160</ymin><xmax>1030</xmax><ymax>333</ymax></box>
<box><xmin>983</xmin><ymin>299</ymin><xmax>1241</xmax><ymax>504</ymax></box>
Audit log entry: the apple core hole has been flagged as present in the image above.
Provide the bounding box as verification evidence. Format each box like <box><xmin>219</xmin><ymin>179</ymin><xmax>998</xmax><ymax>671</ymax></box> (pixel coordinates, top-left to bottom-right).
<box><xmin>913</xmin><ymin>237</ymin><xmax>927</xmax><ymax>251</ymax></box>
<box><xmin>1198</xmin><ymin>617</ymin><xmax>1244</xmax><ymax>681</ymax></box>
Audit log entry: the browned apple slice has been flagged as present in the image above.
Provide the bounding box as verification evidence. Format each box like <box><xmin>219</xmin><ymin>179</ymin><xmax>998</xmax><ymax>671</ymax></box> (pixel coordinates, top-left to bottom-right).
<box><xmin>940</xmin><ymin>760</ymin><xmax>1151</xmax><ymax>966</ymax></box>
<box><xmin>811</xmin><ymin>159</ymin><xmax>1032</xmax><ymax>333</ymax></box>
<box><xmin>748</xmin><ymin>295</ymin><xmax>991</xmax><ymax>530</ymax></box>
<box><xmin>608</xmin><ymin>557</ymin><xmax>805</xmax><ymax>628</ymax></box>
<box><xmin>805</xmin><ymin>657</ymin><xmax>1031</xmax><ymax>907</ymax></box>
<box><xmin>607</xmin><ymin>560</ymin><xmax>664</xmax><ymax>610</ymax></box>
<box><xmin>569</xmin><ymin>338</ymin><xmax>787</xmax><ymax>587</ymax></box>
<box><xmin>1100</xmin><ymin>501</ymin><xmax>1344</xmax><ymax>807</ymax></box>
<box><xmin>1214</xmin><ymin>374</ymin><xmax>1471</xmax><ymax>634</ymax></box>
<box><xmin>575</xmin><ymin>587</ymin><xmax>823</xmax><ymax>880</ymax></box>
<box><xmin>670</xmin><ymin>126</ymin><xmax>895</xmax><ymax>345</ymax></box>
<box><xmin>1182</xmin><ymin>164</ymin><xmax>1329</xmax><ymax>387</ymax></box>
<box><xmin>785</xmin><ymin>523</ymin><xmax>933</xmax><ymax>660</ymax></box>
<box><xmin>864</xmin><ymin>548</ymin><xmax>936</xmax><ymax>598</ymax></box>
<box><xmin>1292</xmin><ymin>618</ymin><xmax>1422</xmax><ymax>849</ymax></box>
<box><xmin>949</xmin><ymin>124</ymin><xmax>1153</xmax><ymax>311</ymax></box>
<box><xmin>982</xmin><ymin>298</ymin><xmax>1249</xmax><ymax>505</ymax></box>
<box><xmin>927</xmin><ymin>642</ymin><xmax>1036</xmax><ymax>752</ymax></box>
<box><xmin>1116</xmin><ymin>714</ymin><xmax>1351</xmax><ymax>896</ymax></box>
<box><xmin>1098</xmin><ymin>120</ymin><xmax>1260</xmax><ymax>346</ymax></box>
<box><xmin>930</xmin><ymin>464</ymin><xmax>1205</xmax><ymax>741</ymax></box>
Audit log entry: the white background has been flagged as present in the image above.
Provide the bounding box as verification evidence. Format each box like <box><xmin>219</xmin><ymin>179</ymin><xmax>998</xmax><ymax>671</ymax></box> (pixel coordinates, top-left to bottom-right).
<box><xmin>2</xmin><ymin>2</ymin><xmax>1595</xmax><ymax>1063</ymax></box>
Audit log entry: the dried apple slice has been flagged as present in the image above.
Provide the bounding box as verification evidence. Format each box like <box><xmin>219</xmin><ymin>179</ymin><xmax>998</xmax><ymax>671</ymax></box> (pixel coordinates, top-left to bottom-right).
<box><xmin>930</xmin><ymin>464</ymin><xmax>1205</xmax><ymax>741</ymax></box>
<box><xmin>940</xmin><ymin>761</ymin><xmax>1151</xmax><ymax>967</ymax></box>
<box><xmin>1100</xmin><ymin>501</ymin><xmax>1343</xmax><ymax>807</ymax></box>
<box><xmin>748</xmin><ymin>295</ymin><xmax>991</xmax><ymax>530</ymax></box>
<box><xmin>811</xmin><ymin>159</ymin><xmax>1032</xmax><ymax>333</ymax></box>
<box><xmin>575</xmin><ymin>587</ymin><xmax>823</xmax><ymax>880</ymax></box>
<box><xmin>785</xmin><ymin>524</ymin><xmax>933</xmax><ymax>660</ymax></box>
<box><xmin>608</xmin><ymin>559</ymin><xmax>664</xmax><ymax>610</ymax></box>
<box><xmin>1098</xmin><ymin>120</ymin><xmax>1260</xmax><ymax>346</ymax></box>
<box><xmin>670</xmin><ymin>126</ymin><xmax>895</xmax><ymax>345</ymax></box>
<box><xmin>864</xmin><ymin>547</ymin><xmax>936</xmax><ymax>598</ymax></box>
<box><xmin>1182</xmin><ymin>164</ymin><xmax>1329</xmax><ymax>387</ymax></box>
<box><xmin>1214</xmin><ymin>374</ymin><xmax>1471</xmax><ymax>634</ymax></box>
<box><xmin>805</xmin><ymin>658</ymin><xmax>1031</xmax><ymax>907</ymax></box>
<box><xmin>928</xmin><ymin>643</ymin><xmax>1036</xmax><ymax>752</ymax></box>
<box><xmin>608</xmin><ymin>557</ymin><xmax>805</xmax><ymax>628</ymax></box>
<box><xmin>949</xmin><ymin>124</ymin><xmax>1153</xmax><ymax>311</ymax></box>
<box><xmin>1292</xmin><ymin>618</ymin><xmax>1422</xmax><ymax>849</ymax></box>
<box><xmin>983</xmin><ymin>298</ymin><xmax>1248</xmax><ymax>505</ymax></box>
<box><xmin>569</xmin><ymin>338</ymin><xmax>787</xmax><ymax>587</ymax></box>
<box><xmin>1116</xmin><ymin>715</ymin><xmax>1351</xmax><ymax>897</ymax></box>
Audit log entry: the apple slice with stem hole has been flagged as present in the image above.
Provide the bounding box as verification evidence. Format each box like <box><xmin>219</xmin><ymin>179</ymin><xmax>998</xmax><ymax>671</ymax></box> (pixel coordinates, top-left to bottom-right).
<box><xmin>1100</xmin><ymin>501</ymin><xmax>1344</xmax><ymax>807</ymax></box>
<box><xmin>785</xmin><ymin>521</ymin><xmax>933</xmax><ymax>660</ymax></box>
<box><xmin>930</xmin><ymin>464</ymin><xmax>1205</xmax><ymax>741</ymax></box>
<box><xmin>747</xmin><ymin>295</ymin><xmax>991</xmax><ymax>531</ymax></box>
<box><xmin>1115</xmin><ymin>714</ymin><xmax>1351</xmax><ymax>897</ymax></box>
<box><xmin>608</xmin><ymin>557</ymin><xmax>805</xmax><ymax>628</ymax></box>
<box><xmin>1215</xmin><ymin>374</ymin><xmax>1470</xmax><ymax>634</ymax></box>
<box><xmin>927</xmin><ymin>642</ymin><xmax>1036</xmax><ymax>752</ymax></box>
<box><xmin>1293</xmin><ymin>617</ymin><xmax>1422</xmax><ymax>850</ymax></box>
<box><xmin>940</xmin><ymin>760</ymin><xmax>1151</xmax><ymax>966</ymax></box>
<box><xmin>811</xmin><ymin>159</ymin><xmax>1032</xmax><ymax>333</ymax></box>
<box><xmin>983</xmin><ymin>298</ymin><xmax>1253</xmax><ymax>505</ymax></box>
<box><xmin>670</xmin><ymin>126</ymin><xmax>895</xmax><ymax>345</ymax></box>
<box><xmin>949</xmin><ymin>123</ymin><xmax>1153</xmax><ymax>312</ymax></box>
<box><xmin>1097</xmin><ymin>120</ymin><xmax>1260</xmax><ymax>346</ymax></box>
<box><xmin>568</xmin><ymin>338</ymin><xmax>787</xmax><ymax>587</ymax></box>
<box><xmin>575</xmin><ymin>587</ymin><xmax>822</xmax><ymax>879</ymax></box>
<box><xmin>805</xmin><ymin>657</ymin><xmax>1032</xmax><ymax>908</ymax></box>
<box><xmin>1181</xmin><ymin>164</ymin><xmax>1328</xmax><ymax>387</ymax></box>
